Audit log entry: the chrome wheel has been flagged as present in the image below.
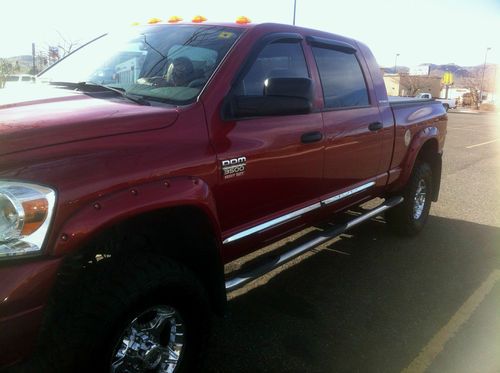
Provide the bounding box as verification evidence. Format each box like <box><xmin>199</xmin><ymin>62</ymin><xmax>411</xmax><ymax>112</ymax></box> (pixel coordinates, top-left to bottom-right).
<box><xmin>413</xmin><ymin>179</ymin><xmax>427</xmax><ymax>220</ymax></box>
<box><xmin>110</xmin><ymin>306</ymin><xmax>185</xmax><ymax>373</ymax></box>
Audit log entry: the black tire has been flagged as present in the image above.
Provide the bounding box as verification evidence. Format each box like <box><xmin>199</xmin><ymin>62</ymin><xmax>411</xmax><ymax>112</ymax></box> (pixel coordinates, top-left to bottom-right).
<box><xmin>386</xmin><ymin>162</ymin><xmax>433</xmax><ymax>236</ymax></box>
<box><xmin>16</xmin><ymin>255</ymin><xmax>210</xmax><ymax>373</ymax></box>
<box><xmin>443</xmin><ymin>103</ymin><xmax>449</xmax><ymax>111</ymax></box>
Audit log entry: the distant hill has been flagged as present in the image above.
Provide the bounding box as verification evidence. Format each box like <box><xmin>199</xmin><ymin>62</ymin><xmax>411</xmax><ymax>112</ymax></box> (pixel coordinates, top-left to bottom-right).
<box><xmin>427</xmin><ymin>63</ymin><xmax>495</xmax><ymax>79</ymax></box>
<box><xmin>7</xmin><ymin>55</ymin><xmax>32</xmax><ymax>65</ymax></box>
<box><xmin>383</xmin><ymin>63</ymin><xmax>495</xmax><ymax>79</ymax></box>
<box><xmin>382</xmin><ymin>63</ymin><xmax>496</xmax><ymax>90</ymax></box>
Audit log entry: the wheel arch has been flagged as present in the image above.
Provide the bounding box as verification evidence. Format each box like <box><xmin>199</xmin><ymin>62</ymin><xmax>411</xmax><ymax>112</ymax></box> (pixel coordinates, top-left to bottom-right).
<box><xmin>49</xmin><ymin>176</ymin><xmax>227</xmax><ymax>315</ymax></box>
<box><xmin>392</xmin><ymin>131</ymin><xmax>442</xmax><ymax>202</ymax></box>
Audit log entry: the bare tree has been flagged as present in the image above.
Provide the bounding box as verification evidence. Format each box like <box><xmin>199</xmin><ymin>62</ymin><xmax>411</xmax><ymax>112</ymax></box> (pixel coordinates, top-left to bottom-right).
<box><xmin>35</xmin><ymin>31</ymin><xmax>80</xmax><ymax>72</ymax></box>
<box><xmin>453</xmin><ymin>65</ymin><xmax>497</xmax><ymax>108</ymax></box>
<box><xmin>456</xmin><ymin>71</ymin><xmax>481</xmax><ymax>107</ymax></box>
<box><xmin>398</xmin><ymin>74</ymin><xmax>441</xmax><ymax>97</ymax></box>
<box><xmin>399</xmin><ymin>75</ymin><xmax>422</xmax><ymax>96</ymax></box>
<box><xmin>55</xmin><ymin>30</ymin><xmax>79</xmax><ymax>57</ymax></box>
<box><xmin>0</xmin><ymin>59</ymin><xmax>14</xmax><ymax>88</ymax></box>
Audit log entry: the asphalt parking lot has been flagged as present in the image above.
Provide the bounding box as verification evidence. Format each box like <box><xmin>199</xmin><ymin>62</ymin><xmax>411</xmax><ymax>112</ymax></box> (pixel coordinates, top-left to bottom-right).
<box><xmin>202</xmin><ymin>112</ymin><xmax>500</xmax><ymax>373</ymax></box>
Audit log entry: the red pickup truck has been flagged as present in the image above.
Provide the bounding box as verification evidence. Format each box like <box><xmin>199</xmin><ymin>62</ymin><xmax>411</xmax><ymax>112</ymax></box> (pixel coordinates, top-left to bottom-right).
<box><xmin>0</xmin><ymin>21</ymin><xmax>446</xmax><ymax>372</ymax></box>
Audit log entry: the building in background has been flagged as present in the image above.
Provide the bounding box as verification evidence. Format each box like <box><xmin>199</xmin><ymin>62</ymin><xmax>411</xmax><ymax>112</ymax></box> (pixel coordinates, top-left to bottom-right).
<box><xmin>383</xmin><ymin>73</ymin><xmax>442</xmax><ymax>97</ymax></box>
<box><xmin>409</xmin><ymin>64</ymin><xmax>431</xmax><ymax>76</ymax></box>
<box><xmin>439</xmin><ymin>87</ymin><xmax>470</xmax><ymax>100</ymax></box>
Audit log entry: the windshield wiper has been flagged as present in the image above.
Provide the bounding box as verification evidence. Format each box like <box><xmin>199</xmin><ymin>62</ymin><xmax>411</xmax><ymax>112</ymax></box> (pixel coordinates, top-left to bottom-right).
<box><xmin>50</xmin><ymin>81</ymin><xmax>151</xmax><ymax>106</ymax></box>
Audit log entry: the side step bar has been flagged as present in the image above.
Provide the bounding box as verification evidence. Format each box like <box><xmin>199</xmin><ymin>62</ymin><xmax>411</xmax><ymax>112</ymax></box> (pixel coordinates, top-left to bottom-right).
<box><xmin>225</xmin><ymin>196</ymin><xmax>404</xmax><ymax>292</ymax></box>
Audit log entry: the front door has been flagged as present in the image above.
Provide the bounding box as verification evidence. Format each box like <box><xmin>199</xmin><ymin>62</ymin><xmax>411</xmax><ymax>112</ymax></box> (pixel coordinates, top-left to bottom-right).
<box><xmin>211</xmin><ymin>37</ymin><xmax>324</xmax><ymax>251</ymax></box>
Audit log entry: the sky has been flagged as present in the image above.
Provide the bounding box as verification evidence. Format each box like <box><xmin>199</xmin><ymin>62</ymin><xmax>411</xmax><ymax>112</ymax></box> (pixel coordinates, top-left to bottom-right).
<box><xmin>1</xmin><ymin>0</ymin><xmax>499</xmax><ymax>68</ymax></box>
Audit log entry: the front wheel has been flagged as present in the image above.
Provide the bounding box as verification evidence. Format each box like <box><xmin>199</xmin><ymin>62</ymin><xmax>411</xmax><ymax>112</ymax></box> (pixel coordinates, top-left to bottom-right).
<box><xmin>386</xmin><ymin>162</ymin><xmax>433</xmax><ymax>236</ymax></box>
<box><xmin>102</xmin><ymin>257</ymin><xmax>210</xmax><ymax>373</ymax></box>
<box><xmin>21</xmin><ymin>255</ymin><xmax>210</xmax><ymax>373</ymax></box>
<box><xmin>110</xmin><ymin>304</ymin><xmax>186</xmax><ymax>372</ymax></box>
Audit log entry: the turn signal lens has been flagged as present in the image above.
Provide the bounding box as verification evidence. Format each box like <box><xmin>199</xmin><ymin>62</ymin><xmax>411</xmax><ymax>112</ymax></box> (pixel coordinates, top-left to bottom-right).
<box><xmin>148</xmin><ymin>17</ymin><xmax>162</xmax><ymax>24</ymax></box>
<box><xmin>235</xmin><ymin>16</ymin><xmax>251</xmax><ymax>24</ymax></box>
<box><xmin>21</xmin><ymin>198</ymin><xmax>48</xmax><ymax>236</ymax></box>
<box><xmin>192</xmin><ymin>15</ymin><xmax>207</xmax><ymax>23</ymax></box>
<box><xmin>168</xmin><ymin>16</ymin><xmax>183</xmax><ymax>23</ymax></box>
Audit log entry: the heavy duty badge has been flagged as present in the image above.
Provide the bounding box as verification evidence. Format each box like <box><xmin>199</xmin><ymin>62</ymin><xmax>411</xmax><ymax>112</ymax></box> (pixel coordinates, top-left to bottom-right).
<box><xmin>222</xmin><ymin>157</ymin><xmax>247</xmax><ymax>179</ymax></box>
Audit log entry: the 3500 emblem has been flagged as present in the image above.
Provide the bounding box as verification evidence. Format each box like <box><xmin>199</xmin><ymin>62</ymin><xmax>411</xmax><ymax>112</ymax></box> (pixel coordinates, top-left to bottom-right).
<box><xmin>222</xmin><ymin>157</ymin><xmax>246</xmax><ymax>179</ymax></box>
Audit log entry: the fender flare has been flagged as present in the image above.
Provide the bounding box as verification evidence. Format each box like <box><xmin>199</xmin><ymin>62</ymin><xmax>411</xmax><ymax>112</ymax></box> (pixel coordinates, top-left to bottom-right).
<box><xmin>392</xmin><ymin>126</ymin><xmax>441</xmax><ymax>193</ymax></box>
<box><xmin>52</xmin><ymin>176</ymin><xmax>222</xmax><ymax>256</ymax></box>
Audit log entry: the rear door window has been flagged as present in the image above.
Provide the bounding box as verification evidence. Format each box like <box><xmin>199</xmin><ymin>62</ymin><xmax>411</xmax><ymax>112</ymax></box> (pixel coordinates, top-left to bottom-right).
<box><xmin>311</xmin><ymin>47</ymin><xmax>369</xmax><ymax>109</ymax></box>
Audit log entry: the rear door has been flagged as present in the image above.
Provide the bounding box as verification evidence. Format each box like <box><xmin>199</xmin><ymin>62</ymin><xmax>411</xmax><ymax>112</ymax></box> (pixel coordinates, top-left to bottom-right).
<box><xmin>307</xmin><ymin>37</ymin><xmax>387</xmax><ymax>210</ymax></box>
<box><xmin>211</xmin><ymin>34</ymin><xmax>324</xmax><ymax>252</ymax></box>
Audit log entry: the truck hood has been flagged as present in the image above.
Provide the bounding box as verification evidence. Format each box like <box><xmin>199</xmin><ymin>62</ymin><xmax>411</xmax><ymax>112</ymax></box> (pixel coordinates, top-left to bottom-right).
<box><xmin>0</xmin><ymin>85</ymin><xmax>179</xmax><ymax>156</ymax></box>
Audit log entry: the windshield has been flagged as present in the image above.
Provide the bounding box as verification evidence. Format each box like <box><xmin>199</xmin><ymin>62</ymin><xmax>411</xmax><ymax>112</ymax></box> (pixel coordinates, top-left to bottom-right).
<box><xmin>39</xmin><ymin>24</ymin><xmax>242</xmax><ymax>104</ymax></box>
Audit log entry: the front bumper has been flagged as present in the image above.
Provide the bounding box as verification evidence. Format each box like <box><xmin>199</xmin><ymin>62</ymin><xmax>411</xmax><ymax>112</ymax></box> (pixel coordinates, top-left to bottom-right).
<box><xmin>0</xmin><ymin>258</ymin><xmax>61</xmax><ymax>368</ymax></box>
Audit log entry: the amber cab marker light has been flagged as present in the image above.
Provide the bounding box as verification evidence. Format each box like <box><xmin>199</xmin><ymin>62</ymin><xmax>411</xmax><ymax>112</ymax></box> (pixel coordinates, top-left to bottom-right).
<box><xmin>236</xmin><ymin>16</ymin><xmax>251</xmax><ymax>24</ymax></box>
<box><xmin>192</xmin><ymin>15</ymin><xmax>207</xmax><ymax>23</ymax></box>
<box><xmin>168</xmin><ymin>16</ymin><xmax>183</xmax><ymax>23</ymax></box>
<box><xmin>131</xmin><ymin>21</ymin><xmax>140</xmax><ymax>26</ymax></box>
<box><xmin>148</xmin><ymin>17</ymin><xmax>162</xmax><ymax>24</ymax></box>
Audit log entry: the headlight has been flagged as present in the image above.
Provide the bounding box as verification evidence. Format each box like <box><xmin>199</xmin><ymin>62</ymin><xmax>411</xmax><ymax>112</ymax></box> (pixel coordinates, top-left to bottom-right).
<box><xmin>0</xmin><ymin>182</ymin><xmax>56</xmax><ymax>259</ymax></box>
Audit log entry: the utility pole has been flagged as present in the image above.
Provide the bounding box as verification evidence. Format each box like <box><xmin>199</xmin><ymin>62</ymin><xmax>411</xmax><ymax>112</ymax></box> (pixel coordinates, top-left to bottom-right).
<box><xmin>32</xmin><ymin>43</ymin><xmax>37</xmax><ymax>75</ymax></box>
<box><xmin>394</xmin><ymin>53</ymin><xmax>400</xmax><ymax>74</ymax></box>
<box><xmin>478</xmin><ymin>47</ymin><xmax>491</xmax><ymax>108</ymax></box>
<box><xmin>293</xmin><ymin>0</ymin><xmax>297</xmax><ymax>25</ymax></box>
<box><xmin>494</xmin><ymin>64</ymin><xmax>498</xmax><ymax>99</ymax></box>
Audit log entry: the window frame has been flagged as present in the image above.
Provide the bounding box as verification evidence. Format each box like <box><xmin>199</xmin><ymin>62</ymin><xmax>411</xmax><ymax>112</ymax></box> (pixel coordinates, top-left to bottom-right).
<box><xmin>230</xmin><ymin>33</ymin><xmax>311</xmax><ymax>88</ymax></box>
<box><xmin>307</xmin><ymin>36</ymin><xmax>372</xmax><ymax>112</ymax></box>
<box><xmin>222</xmin><ymin>33</ymin><xmax>313</xmax><ymax>121</ymax></box>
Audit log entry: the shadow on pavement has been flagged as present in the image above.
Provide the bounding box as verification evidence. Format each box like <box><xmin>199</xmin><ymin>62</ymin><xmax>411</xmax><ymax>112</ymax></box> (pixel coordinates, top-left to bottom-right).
<box><xmin>202</xmin><ymin>215</ymin><xmax>500</xmax><ymax>373</ymax></box>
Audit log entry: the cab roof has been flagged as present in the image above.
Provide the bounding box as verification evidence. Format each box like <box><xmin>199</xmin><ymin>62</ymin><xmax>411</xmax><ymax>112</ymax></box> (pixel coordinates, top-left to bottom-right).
<box><xmin>140</xmin><ymin>21</ymin><xmax>359</xmax><ymax>47</ymax></box>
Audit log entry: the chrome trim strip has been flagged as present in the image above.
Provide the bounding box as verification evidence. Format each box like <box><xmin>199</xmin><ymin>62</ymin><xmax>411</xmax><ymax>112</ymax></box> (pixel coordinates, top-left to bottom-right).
<box><xmin>223</xmin><ymin>202</ymin><xmax>322</xmax><ymax>244</ymax></box>
<box><xmin>321</xmin><ymin>181</ymin><xmax>375</xmax><ymax>206</ymax></box>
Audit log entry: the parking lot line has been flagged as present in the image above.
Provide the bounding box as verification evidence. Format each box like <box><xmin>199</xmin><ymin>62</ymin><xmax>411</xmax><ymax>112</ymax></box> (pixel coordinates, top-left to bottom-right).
<box><xmin>449</xmin><ymin>127</ymin><xmax>488</xmax><ymax>131</ymax></box>
<box><xmin>322</xmin><ymin>247</ymin><xmax>351</xmax><ymax>255</ymax></box>
<box><xmin>465</xmin><ymin>139</ymin><xmax>498</xmax><ymax>149</ymax></box>
<box><xmin>402</xmin><ymin>269</ymin><xmax>500</xmax><ymax>373</ymax></box>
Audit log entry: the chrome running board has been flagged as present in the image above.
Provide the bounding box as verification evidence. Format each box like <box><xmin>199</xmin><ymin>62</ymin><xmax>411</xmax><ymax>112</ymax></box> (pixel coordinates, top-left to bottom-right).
<box><xmin>225</xmin><ymin>196</ymin><xmax>403</xmax><ymax>292</ymax></box>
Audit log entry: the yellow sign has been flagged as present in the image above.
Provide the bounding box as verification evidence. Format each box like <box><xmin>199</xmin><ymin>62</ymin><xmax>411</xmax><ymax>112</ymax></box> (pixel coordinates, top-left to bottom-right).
<box><xmin>218</xmin><ymin>31</ymin><xmax>235</xmax><ymax>39</ymax></box>
<box><xmin>442</xmin><ymin>71</ymin><xmax>454</xmax><ymax>85</ymax></box>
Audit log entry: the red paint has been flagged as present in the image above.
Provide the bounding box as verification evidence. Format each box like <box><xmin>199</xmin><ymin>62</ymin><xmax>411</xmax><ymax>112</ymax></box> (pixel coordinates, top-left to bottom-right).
<box><xmin>0</xmin><ymin>22</ymin><xmax>446</xmax><ymax>367</ymax></box>
<box><xmin>0</xmin><ymin>259</ymin><xmax>61</xmax><ymax>366</ymax></box>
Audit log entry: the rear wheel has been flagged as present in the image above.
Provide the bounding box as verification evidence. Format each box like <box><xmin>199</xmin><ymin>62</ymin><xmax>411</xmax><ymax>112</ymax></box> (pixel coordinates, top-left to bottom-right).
<box><xmin>386</xmin><ymin>162</ymin><xmax>433</xmax><ymax>236</ymax></box>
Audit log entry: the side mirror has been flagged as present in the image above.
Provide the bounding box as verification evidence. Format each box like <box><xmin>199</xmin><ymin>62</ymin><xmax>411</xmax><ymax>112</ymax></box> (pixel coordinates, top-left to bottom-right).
<box><xmin>226</xmin><ymin>77</ymin><xmax>313</xmax><ymax>119</ymax></box>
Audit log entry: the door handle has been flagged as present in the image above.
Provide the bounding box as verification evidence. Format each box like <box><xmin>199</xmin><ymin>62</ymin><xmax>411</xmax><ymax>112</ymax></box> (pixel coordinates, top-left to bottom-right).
<box><xmin>301</xmin><ymin>131</ymin><xmax>323</xmax><ymax>144</ymax></box>
<box><xmin>368</xmin><ymin>122</ymin><xmax>383</xmax><ymax>131</ymax></box>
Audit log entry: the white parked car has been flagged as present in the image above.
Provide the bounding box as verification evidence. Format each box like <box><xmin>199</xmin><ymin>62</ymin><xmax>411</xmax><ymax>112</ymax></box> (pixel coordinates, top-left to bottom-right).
<box><xmin>3</xmin><ymin>74</ymin><xmax>35</xmax><ymax>89</ymax></box>
<box><xmin>416</xmin><ymin>92</ymin><xmax>456</xmax><ymax>111</ymax></box>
